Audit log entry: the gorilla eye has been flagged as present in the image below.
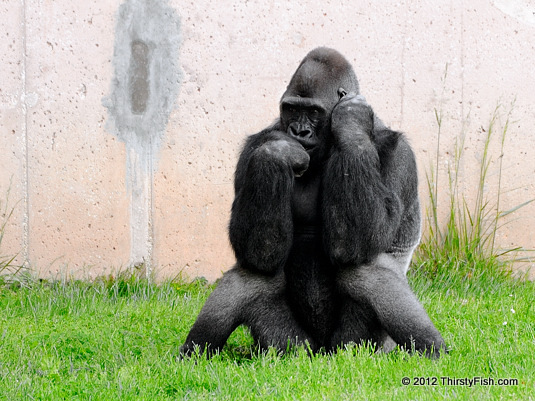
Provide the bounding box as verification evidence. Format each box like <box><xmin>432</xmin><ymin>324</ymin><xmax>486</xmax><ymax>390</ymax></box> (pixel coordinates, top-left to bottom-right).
<box><xmin>338</xmin><ymin>88</ymin><xmax>348</xmax><ymax>100</ymax></box>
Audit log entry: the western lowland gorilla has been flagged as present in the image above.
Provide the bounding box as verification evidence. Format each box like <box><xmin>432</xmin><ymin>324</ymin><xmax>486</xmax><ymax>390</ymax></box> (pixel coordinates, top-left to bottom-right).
<box><xmin>180</xmin><ymin>47</ymin><xmax>446</xmax><ymax>357</ymax></box>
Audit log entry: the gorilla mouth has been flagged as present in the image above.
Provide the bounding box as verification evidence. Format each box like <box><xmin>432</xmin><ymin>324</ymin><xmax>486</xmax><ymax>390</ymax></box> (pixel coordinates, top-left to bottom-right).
<box><xmin>296</xmin><ymin>138</ymin><xmax>317</xmax><ymax>151</ymax></box>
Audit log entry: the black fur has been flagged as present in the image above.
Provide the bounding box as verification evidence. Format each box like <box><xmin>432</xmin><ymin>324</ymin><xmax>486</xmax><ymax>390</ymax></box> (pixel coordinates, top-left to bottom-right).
<box><xmin>180</xmin><ymin>47</ymin><xmax>446</xmax><ymax>357</ymax></box>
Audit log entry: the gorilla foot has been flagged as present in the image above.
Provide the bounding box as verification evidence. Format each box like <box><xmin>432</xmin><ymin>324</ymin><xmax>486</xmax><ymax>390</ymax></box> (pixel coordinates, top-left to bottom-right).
<box><xmin>179</xmin><ymin>341</ymin><xmax>218</xmax><ymax>359</ymax></box>
<box><xmin>403</xmin><ymin>336</ymin><xmax>448</xmax><ymax>359</ymax></box>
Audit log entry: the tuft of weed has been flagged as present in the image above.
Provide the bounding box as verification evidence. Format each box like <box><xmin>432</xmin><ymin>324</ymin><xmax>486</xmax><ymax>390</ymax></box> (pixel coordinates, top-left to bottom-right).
<box><xmin>413</xmin><ymin>89</ymin><xmax>533</xmax><ymax>284</ymax></box>
<box><xmin>0</xmin><ymin>183</ymin><xmax>30</xmax><ymax>288</ymax></box>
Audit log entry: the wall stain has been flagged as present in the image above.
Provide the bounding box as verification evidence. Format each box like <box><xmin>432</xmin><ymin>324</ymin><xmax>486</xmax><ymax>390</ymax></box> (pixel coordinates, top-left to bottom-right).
<box><xmin>129</xmin><ymin>40</ymin><xmax>150</xmax><ymax>115</ymax></box>
<box><xmin>102</xmin><ymin>0</ymin><xmax>182</xmax><ymax>275</ymax></box>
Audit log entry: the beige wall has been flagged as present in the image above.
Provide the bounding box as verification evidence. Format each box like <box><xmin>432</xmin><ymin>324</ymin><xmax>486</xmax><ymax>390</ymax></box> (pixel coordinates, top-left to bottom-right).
<box><xmin>1</xmin><ymin>0</ymin><xmax>534</xmax><ymax>281</ymax></box>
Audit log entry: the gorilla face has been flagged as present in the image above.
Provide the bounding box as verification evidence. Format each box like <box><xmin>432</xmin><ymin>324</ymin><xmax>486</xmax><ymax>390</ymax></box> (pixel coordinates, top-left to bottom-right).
<box><xmin>279</xmin><ymin>47</ymin><xmax>360</xmax><ymax>164</ymax></box>
<box><xmin>280</xmin><ymin>96</ymin><xmax>329</xmax><ymax>156</ymax></box>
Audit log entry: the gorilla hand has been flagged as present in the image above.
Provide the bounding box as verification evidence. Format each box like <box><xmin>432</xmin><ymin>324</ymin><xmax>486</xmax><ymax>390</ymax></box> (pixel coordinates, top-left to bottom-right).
<box><xmin>331</xmin><ymin>92</ymin><xmax>374</xmax><ymax>150</ymax></box>
<box><xmin>258</xmin><ymin>137</ymin><xmax>310</xmax><ymax>177</ymax></box>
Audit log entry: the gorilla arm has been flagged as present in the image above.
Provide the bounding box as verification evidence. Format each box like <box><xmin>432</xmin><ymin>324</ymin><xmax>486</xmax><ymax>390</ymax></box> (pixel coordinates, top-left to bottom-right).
<box><xmin>181</xmin><ymin>128</ymin><xmax>315</xmax><ymax>357</ymax></box>
<box><xmin>322</xmin><ymin>95</ymin><xmax>409</xmax><ymax>267</ymax></box>
<box><xmin>323</xmin><ymin>95</ymin><xmax>445</xmax><ymax>355</ymax></box>
<box><xmin>229</xmin><ymin>127</ymin><xmax>310</xmax><ymax>274</ymax></box>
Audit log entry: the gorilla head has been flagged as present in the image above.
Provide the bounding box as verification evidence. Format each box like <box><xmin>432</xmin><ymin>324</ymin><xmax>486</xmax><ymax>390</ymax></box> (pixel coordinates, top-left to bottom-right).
<box><xmin>279</xmin><ymin>48</ymin><xmax>360</xmax><ymax>162</ymax></box>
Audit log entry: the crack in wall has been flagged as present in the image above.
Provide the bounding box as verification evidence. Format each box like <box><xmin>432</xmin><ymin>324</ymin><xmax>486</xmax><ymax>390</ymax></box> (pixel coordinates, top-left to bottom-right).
<box><xmin>102</xmin><ymin>0</ymin><xmax>181</xmax><ymax>277</ymax></box>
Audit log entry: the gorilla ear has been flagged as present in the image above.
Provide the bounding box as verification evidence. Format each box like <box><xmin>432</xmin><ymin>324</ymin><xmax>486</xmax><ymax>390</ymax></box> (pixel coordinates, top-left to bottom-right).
<box><xmin>337</xmin><ymin>88</ymin><xmax>348</xmax><ymax>100</ymax></box>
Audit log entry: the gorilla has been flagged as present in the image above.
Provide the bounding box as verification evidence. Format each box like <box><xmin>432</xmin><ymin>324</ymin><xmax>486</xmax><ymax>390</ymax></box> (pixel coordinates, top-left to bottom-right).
<box><xmin>180</xmin><ymin>47</ymin><xmax>446</xmax><ymax>357</ymax></box>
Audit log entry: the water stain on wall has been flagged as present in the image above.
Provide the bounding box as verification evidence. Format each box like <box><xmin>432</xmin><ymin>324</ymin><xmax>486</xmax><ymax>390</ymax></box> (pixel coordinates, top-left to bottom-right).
<box><xmin>102</xmin><ymin>0</ymin><xmax>182</xmax><ymax>274</ymax></box>
<box><xmin>129</xmin><ymin>40</ymin><xmax>150</xmax><ymax>115</ymax></box>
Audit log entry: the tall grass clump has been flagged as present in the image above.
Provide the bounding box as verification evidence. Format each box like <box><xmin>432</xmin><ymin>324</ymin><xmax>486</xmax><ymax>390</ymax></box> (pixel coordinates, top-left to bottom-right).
<box><xmin>0</xmin><ymin>185</ymin><xmax>25</xmax><ymax>286</ymax></box>
<box><xmin>414</xmin><ymin>78</ymin><xmax>532</xmax><ymax>282</ymax></box>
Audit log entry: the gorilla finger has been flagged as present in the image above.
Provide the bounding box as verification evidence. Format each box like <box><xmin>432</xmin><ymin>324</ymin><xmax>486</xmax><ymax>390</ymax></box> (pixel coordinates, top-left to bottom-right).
<box><xmin>335</xmin><ymin>92</ymin><xmax>365</xmax><ymax>108</ymax></box>
<box><xmin>293</xmin><ymin>165</ymin><xmax>308</xmax><ymax>177</ymax></box>
<box><xmin>291</xmin><ymin>154</ymin><xmax>310</xmax><ymax>177</ymax></box>
<box><xmin>345</xmin><ymin>94</ymin><xmax>366</xmax><ymax>104</ymax></box>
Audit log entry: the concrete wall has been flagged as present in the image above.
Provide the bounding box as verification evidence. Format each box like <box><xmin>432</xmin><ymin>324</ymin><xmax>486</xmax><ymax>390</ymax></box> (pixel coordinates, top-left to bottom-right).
<box><xmin>1</xmin><ymin>0</ymin><xmax>534</xmax><ymax>281</ymax></box>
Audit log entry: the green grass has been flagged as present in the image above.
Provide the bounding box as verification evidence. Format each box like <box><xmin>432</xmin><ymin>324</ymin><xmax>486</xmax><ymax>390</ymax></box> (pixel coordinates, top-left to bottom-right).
<box><xmin>1</xmin><ymin>89</ymin><xmax>533</xmax><ymax>399</ymax></box>
<box><xmin>0</xmin><ymin>273</ymin><xmax>533</xmax><ymax>400</ymax></box>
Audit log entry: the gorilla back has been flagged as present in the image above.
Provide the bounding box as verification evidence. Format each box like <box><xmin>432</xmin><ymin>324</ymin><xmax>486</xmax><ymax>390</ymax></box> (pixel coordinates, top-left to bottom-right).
<box><xmin>180</xmin><ymin>47</ymin><xmax>446</xmax><ymax>357</ymax></box>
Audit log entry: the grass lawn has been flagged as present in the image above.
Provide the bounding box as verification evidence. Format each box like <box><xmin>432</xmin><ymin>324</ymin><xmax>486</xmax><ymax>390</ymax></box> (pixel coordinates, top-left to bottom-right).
<box><xmin>0</xmin><ymin>270</ymin><xmax>533</xmax><ymax>400</ymax></box>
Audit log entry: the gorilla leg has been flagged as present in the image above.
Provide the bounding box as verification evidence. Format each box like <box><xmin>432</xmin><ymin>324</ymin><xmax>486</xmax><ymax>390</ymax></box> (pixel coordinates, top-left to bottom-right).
<box><xmin>335</xmin><ymin>253</ymin><xmax>446</xmax><ymax>357</ymax></box>
<box><xmin>180</xmin><ymin>268</ymin><xmax>245</xmax><ymax>356</ymax></box>
<box><xmin>180</xmin><ymin>266</ymin><xmax>315</xmax><ymax>356</ymax></box>
<box><xmin>247</xmin><ymin>286</ymin><xmax>317</xmax><ymax>353</ymax></box>
<box><xmin>329</xmin><ymin>298</ymin><xmax>389</xmax><ymax>352</ymax></box>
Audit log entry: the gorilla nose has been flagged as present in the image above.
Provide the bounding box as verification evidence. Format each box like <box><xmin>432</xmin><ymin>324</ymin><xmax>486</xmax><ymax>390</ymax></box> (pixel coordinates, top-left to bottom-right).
<box><xmin>289</xmin><ymin>126</ymin><xmax>312</xmax><ymax>139</ymax></box>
